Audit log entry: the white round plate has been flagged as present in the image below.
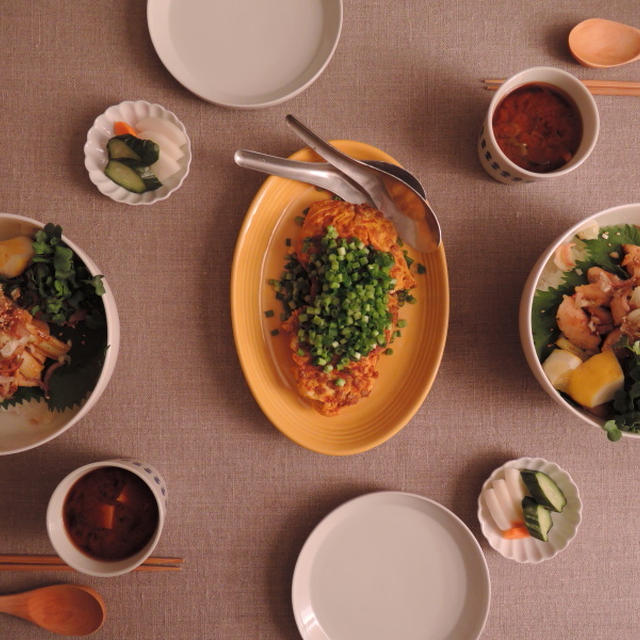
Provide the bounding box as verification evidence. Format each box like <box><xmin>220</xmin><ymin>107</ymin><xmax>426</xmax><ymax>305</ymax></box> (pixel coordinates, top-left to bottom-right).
<box><xmin>146</xmin><ymin>0</ymin><xmax>343</xmax><ymax>108</ymax></box>
<box><xmin>477</xmin><ymin>457</ymin><xmax>582</xmax><ymax>563</ymax></box>
<box><xmin>292</xmin><ymin>492</ymin><xmax>490</xmax><ymax>640</ymax></box>
<box><xmin>84</xmin><ymin>100</ymin><xmax>191</xmax><ymax>205</ymax></box>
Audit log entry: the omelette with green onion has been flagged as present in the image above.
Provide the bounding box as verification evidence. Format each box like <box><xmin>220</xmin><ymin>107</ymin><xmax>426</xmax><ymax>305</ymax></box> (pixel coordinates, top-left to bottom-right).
<box><xmin>277</xmin><ymin>199</ymin><xmax>415</xmax><ymax>416</ymax></box>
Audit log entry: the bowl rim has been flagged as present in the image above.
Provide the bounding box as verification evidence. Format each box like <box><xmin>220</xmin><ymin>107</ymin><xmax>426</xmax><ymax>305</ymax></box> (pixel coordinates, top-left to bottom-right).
<box><xmin>484</xmin><ymin>65</ymin><xmax>600</xmax><ymax>179</ymax></box>
<box><xmin>519</xmin><ymin>202</ymin><xmax>640</xmax><ymax>438</ymax></box>
<box><xmin>0</xmin><ymin>212</ymin><xmax>120</xmax><ymax>455</ymax></box>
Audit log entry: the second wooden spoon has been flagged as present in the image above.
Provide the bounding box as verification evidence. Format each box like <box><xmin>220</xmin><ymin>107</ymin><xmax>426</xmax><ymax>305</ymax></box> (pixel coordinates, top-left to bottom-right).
<box><xmin>569</xmin><ymin>18</ymin><xmax>640</xmax><ymax>68</ymax></box>
<box><xmin>0</xmin><ymin>584</ymin><xmax>106</xmax><ymax>636</ymax></box>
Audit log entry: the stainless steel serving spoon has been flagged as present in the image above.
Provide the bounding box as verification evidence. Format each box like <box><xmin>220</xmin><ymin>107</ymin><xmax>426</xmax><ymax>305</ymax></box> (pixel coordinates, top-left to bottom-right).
<box><xmin>282</xmin><ymin>115</ymin><xmax>441</xmax><ymax>253</ymax></box>
<box><xmin>234</xmin><ymin>150</ymin><xmax>426</xmax><ymax>202</ymax></box>
<box><xmin>234</xmin><ymin>117</ymin><xmax>441</xmax><ymax>252</ymax></box>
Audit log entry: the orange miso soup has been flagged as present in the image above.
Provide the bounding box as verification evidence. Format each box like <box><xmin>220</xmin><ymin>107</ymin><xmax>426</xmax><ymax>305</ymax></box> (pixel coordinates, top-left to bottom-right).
<box><xmin>492</xmin><ymin>82</ymin><xmax>582</xmax><ymax>173</ymax></box>
<box><xmin>63</xmin><ymin>466</ymin><xmax>159</xmax><ymax>561</ymax></box>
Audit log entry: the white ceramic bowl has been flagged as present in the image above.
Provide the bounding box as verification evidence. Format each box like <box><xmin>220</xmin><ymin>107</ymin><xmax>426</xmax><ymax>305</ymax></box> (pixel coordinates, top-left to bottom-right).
<box><xmin>84</xmin><ymin>100</ymin><xmax>191</xmax><ymax>204</ymax></box>
<box><xmin>0</xmin><ymin>213</ymin><xmax>119</xmax><ymax>455</ymax></box>
<box><xmin>519</xmin><ymin>203</ymin><xmax>640</xmax><ymax>438</ymax></box>
<box><xmin>47</xmin><ymin>458</ymin><xmax>167</xmax><ymax>577</ymax></box>
<box><xmin>478</xmin><ymin>66</ymin><xmax>599</xmax><ymax>184</ymax></box>
<box><xmin>478</xmin><ymin>457</ymin><xmax>582</xmax><ymax>563</ymax></box>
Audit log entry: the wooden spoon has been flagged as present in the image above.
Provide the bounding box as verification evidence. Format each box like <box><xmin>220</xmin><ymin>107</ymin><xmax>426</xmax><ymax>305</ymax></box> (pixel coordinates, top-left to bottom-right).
<box><xmin>569</xmin><ymin>18</ymin><xmax>640</xmax><ymax>68</ymax></box>
<box><xmin>0</xmin><ymin>584</ymin><xmax>105</xmax><ymax>636</ymax></box>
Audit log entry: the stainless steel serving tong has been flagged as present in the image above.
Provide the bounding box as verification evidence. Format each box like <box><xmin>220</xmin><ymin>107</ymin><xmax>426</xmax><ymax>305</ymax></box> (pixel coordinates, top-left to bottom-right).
<box><xmin>234</xmin><ymin>115</ymin><xmax>442</xmax><ymax>253</ymax></box>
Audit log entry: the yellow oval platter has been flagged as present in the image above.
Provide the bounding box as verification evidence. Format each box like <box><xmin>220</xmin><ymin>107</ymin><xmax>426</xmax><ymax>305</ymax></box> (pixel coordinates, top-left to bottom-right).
<box><xmin>230</xmin><ymin>141</ymin><xmax>449</xmax><ymax>455</ymax></box>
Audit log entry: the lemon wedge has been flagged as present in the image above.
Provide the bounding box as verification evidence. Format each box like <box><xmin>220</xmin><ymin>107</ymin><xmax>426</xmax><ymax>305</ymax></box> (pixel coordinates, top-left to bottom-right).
<box><xmin>567</xmin><ymin>350</ymin><xmax>624</xmax><ymax>408</ymax></box>
<box><xmin>542</xmin><ymin>348</ymin><xmax>583</xmax><ymax>393</ymax></box>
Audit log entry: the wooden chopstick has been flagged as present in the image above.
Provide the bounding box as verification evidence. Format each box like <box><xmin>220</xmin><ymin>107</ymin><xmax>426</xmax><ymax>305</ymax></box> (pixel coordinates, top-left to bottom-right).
<box><xmin>482</xmin><ymin>78</ymin><xmax>640</xmax><ymax>96</ymax></box>
<box><xmin>0</xmin><ymin>554</ymin><xmax>183</xmax><ymax>572</ymax></box>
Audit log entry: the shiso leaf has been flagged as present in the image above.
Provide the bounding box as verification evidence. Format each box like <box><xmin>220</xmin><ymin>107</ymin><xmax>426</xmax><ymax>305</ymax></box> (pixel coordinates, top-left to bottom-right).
<box><xmin>532</xmin><ymin>269</ymin><xmax>586</xmax><ymax>361</ymax></box>
<box><xmin>0</xmin><ymin>224</ymin><xmax>108</xmax><ymax>412</ymax></box>
<box><xmin>532</xmin><ymin>224</ymin><xmax>640</xmax><ymax>361</ymax></box>
<box><xmin>44</xmin><ymin>323</ymin><xmax>108</xmax><ymax>411</ymax></box>
<box><xmin>0</xmin><ymin>387</ymin><xmax>44</xmax><ymax>409</ymax></box>
<box><xmin>581</xmin><ymin>224</ymin><xmax>640</xmax><ymax>276</ymax></box>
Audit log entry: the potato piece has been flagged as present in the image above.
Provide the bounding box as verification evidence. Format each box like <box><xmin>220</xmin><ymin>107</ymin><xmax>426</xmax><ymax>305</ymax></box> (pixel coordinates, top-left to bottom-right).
<box><xmin>0</xmin><ymin>236</ymin><xmax>34</xmax><ymax>278</ymax></box>
<box><xmin>543</xmin><ymin>348</ymin><xmax>583</xmax><ymax>393</ymax></box>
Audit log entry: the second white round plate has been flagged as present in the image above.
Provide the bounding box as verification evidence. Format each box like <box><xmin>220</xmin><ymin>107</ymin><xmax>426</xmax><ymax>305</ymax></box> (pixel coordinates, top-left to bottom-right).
<box><xmin>147</xmin><ymin>0</ymin><xmax>343</xmax><ymax>108</ymax></box>
<box><xmin>292</xmin><ymin>492</ymin><xmax>490</xmax><ymax>640</ymax></box>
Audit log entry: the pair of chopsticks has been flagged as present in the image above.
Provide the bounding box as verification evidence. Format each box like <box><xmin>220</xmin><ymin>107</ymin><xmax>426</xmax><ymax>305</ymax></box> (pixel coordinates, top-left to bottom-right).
<box><xmin>0</xmin><ymin>554</ymin><xmax>183</xmax><ymax>572</ymax></box>
<box><xmin>483</xmin><ymin>78</ymin><xmax>640</xmax><ymax>96</ymax></box>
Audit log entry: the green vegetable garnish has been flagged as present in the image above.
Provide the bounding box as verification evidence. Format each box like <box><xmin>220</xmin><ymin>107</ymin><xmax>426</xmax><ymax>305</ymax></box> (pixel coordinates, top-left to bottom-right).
<box><xmin>604</xmin><ymin>339</ymin><xmax>640</xmax><ymax>437</ymax></box>
<box><xmin>603</xmin><ymin>419</ymin><xmax>623</xmax><ymax>442</ymax></box>
<box><xmin>272</xmin><ymin>226</ymin><xmax>399</xmax><ymax>369</ymax></box>
<box><xmin>5</xmin><ymin>224</ymin><xmax>105</xmax><ymax>327</ymax></box>
<box><xmin>0</xmin><ymin>223</ymin><xmax>107</xmax><ymax>411</ymax></box>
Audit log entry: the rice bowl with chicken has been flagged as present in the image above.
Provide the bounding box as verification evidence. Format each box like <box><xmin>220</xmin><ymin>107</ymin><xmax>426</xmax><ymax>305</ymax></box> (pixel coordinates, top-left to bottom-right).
<box><xmin>520</xmin><ymin>203</ymin><xmax>640</xmax><ymax>440</ymax></box>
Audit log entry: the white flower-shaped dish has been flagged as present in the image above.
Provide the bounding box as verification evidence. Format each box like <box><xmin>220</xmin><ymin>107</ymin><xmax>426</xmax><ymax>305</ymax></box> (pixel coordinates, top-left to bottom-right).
<box><xmin>477</xmin><ymin>457</ymin><xmax>582</xmax><ymax>563</ymax></box>
<box><xmin>84</xmin><ymin>100</ymin><xmax>192</xmax><ymax>205</ymax></box>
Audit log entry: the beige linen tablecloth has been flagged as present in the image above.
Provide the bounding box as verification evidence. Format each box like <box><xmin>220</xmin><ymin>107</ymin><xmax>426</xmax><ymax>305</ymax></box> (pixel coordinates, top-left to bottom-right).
<box><xmin>1</xmin><ymin>1</ymin><xmax>640</xmax><ymax>638</ymax></box>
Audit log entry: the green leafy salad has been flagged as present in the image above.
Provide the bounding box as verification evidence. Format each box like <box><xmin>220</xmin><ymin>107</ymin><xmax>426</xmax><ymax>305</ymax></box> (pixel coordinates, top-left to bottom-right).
<box><xmin>0</xmin><ymin>223</ymin><xmax>107</xmax><ymax>412</ymax></box>
<box><xmin>533</xmin><ymin>223</ymin><xmax>640</xmax><ymax>440</ymax></box>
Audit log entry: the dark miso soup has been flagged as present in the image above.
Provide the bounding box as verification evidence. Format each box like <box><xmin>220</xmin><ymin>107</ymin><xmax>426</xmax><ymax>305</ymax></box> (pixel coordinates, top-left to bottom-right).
<box><xmin>63</xmin><ymin>466</ymin><xmax>159</xmax><ymax>561</ymax></box>
<box><xmin>492</xmin><ymin>82</ymin><xmax>582</xmax><ymax>173</ymax></box>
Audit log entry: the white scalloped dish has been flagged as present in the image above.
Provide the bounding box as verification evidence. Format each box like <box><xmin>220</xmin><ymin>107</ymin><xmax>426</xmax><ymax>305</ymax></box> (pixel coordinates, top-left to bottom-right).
<box><xmin>477</xmin><ymin>457</ymin><xmax>582</xmax><ymax>563</ymax></box>
<box><xmin>84</xmin><ymin>100</ymin><xmax>191</xmax><ymax>205</ymax></box>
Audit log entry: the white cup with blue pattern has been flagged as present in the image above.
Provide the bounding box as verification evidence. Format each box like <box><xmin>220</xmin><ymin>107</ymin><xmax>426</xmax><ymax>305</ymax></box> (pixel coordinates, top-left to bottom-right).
<box><xmin>46</xmin><ymin>458</ymin><xmax>168</xmax><ymax>577</ymax></box>
<box><xmin>478</xmin><ymin>66</ymin><xmax>599</xmax><ymax>184</ymax></box>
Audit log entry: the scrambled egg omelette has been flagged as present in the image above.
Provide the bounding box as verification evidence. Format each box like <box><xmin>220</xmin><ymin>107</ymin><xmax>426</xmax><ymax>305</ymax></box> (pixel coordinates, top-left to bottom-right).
<box><xmin>280</xmin><ymin>199</ymin><xmax>415</xmax><ymax>416</ymax></box>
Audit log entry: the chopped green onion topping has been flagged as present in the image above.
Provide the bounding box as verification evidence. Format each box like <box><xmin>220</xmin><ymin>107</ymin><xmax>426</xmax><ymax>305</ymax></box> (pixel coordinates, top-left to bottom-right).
<box><xmin>403</xmin><ymin>250</ymin><xmax>414</xmax><ymax>268</ymax></box>
<box><xmin>271</xmin><ymin>227</ymin><xmax>398</xmax><ymax>367</ymax></box>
